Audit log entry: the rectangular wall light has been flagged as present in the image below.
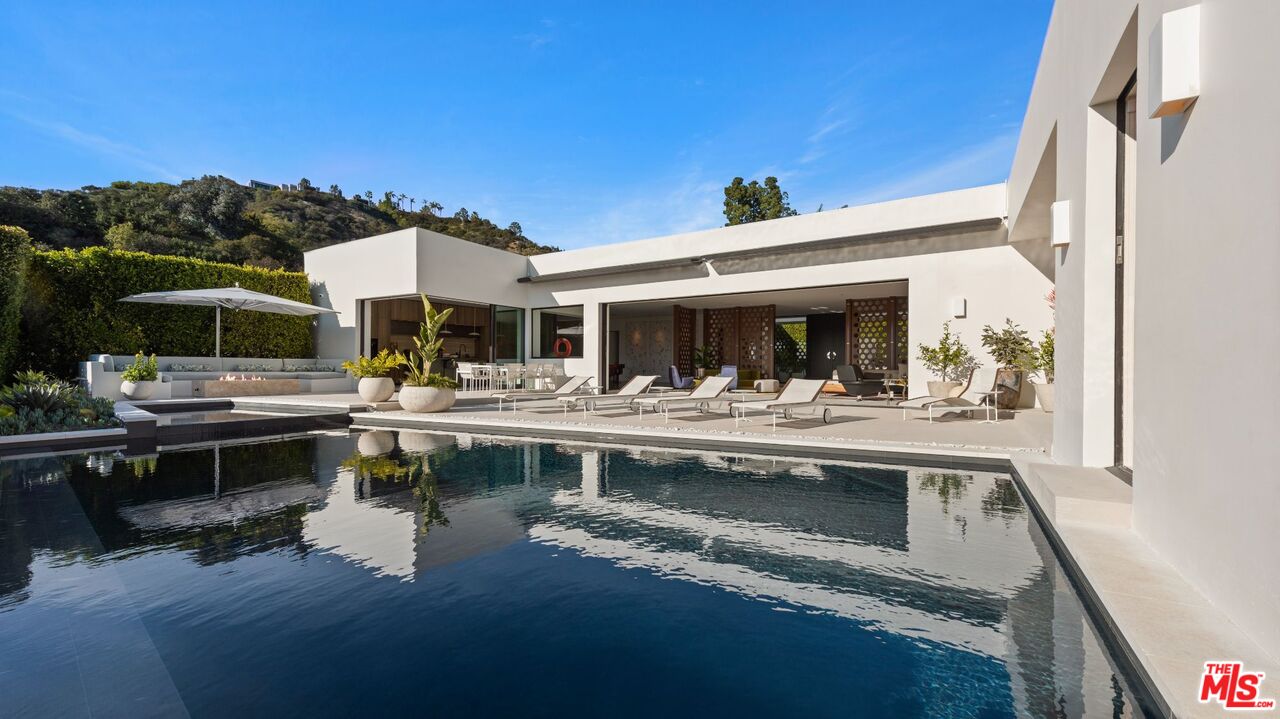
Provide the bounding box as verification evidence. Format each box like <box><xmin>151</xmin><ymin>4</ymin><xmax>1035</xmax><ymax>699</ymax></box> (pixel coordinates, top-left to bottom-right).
<box><xmin>1149</xmin><ymin>4</ymin><xmax>1201</xmax><ymax>118</ymax></box>
<box><xmin>1050</xmin><ymin>200</ymin><xmax>1071</xmax><ymax>246</ymax></box>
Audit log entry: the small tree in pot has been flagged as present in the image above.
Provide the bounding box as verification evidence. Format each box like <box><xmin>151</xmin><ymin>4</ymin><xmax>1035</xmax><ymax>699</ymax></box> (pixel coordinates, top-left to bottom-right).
<box><xmin>916</xmin><ymin>322</ymin><xmax>977</xmax><ymax>398</ymax></box>
<box><xmin>343</xmin><ymin>349</ymin><xmax>405</xmax><ymax>403</ymax></box>
<box><xmin>1032</xmin><ymin>329</ymin><xmax>1055</xmax><ymax>412</ymax></box>
<box><xmin>120</xmin><ymin>352</ymin><xmax>159</xmax><ymax>400</ymax></box>
<box><xmin>399</xmin><ymin>294</ymin><xmax>460</xmax><ymax>412</ymax></box>
<box><xmin>692</xmin><ymin>345</ymin><xmax>717</xmax><ymax>378</ymax></box>
<box><xmin>980</xmin><ymin>319</ymin><xmax>1035</xmax><ymax>410</ymax></box>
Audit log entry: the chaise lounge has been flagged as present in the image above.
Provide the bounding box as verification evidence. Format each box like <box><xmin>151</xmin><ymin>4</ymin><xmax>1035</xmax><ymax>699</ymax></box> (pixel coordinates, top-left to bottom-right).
<box><xmin>897</xmin><ymin>368</ymin><xmax>1000</xmax><ymax>423</ymax></box>
<box><xmin>728</xmin><ymin>378</ymin><xmax>831</xmax><ymax>430</ymax></box>
<box><xmin>558</xmin><ymin>375</ymin><xmax>657</xmax><ymax>417</ymax></box>
<box><xmin>492</xmin><ymin>375</ymin><xmax>595</xmax><ymax>411</ymax></box>
<box><xmin>633</xmin><ymin>375</ymin><xmax>736</xmax><ymax>422</ymax></box>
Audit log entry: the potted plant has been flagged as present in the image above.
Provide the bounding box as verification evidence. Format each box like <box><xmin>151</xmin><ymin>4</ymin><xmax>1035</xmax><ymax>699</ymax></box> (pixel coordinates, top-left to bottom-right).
<box><xmin>120</xmin><ymin>352</ymin><xmax>159</xmax><ymax>400</ymax></box>
<box><xmin>1032</xmin><ymin>329</ymin><xmax>1055</xmax><ymax>412</ymax></box>
<box><xmin>916</xmin><ymin>322</ymin><xmax>977</xmax><ymax>398</ymax></box>
<box><xmin>343</xmin><ymin>349</ymin><xmax>405</xmax><ymax>403</ymax></box>
<box><xmin>398</xmin><ymin>294</ymin><xmax>460</xmax><ymax>413</ymax></box>
<box><xmin>692</xmin><ymin>345</ymin><xmax>717</xmax><ymax>378</ymax></box>
<box><xmin>980</xmin><ymin>319</ymin><xmax>1035</xmax><ymax>410</ymax></box>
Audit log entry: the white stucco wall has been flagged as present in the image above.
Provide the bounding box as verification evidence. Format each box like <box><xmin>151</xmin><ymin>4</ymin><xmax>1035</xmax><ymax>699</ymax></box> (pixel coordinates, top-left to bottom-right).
<box><xmin>1009</xmin><ymin>0</ymin><xmax>1280</xmax><ymax>654</ymax></box>
<box><xmin>304</xmin><ymin>228</ymin><xmax>531</xmax><ymax>359</ymax></box>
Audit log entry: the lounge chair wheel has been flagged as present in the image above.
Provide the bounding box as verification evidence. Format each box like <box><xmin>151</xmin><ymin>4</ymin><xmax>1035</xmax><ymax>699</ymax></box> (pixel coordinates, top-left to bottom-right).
<box><xmin>783</xmin><ymin>408</ymin><xmax>794</xmax><ymax>420</ymax></box>
<box><xmin>822</xmin><ymin>407</ymin><xmax>832</xmax><ymax>424</ymax></box>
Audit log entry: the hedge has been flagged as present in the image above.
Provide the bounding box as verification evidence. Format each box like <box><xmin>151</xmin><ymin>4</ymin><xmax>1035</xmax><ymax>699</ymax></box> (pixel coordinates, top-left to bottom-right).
<box><xmin>21</xmin><ymin>247</ymin><xmax>315</xmax><ymax>378</ymax></box>
<box><xmin>0</xmin><ymin>226</ymin><xmax>32</xmax><ymax>382</ymax></box>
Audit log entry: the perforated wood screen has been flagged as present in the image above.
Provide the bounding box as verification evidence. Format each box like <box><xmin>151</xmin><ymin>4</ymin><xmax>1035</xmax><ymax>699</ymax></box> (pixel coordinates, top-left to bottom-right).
<box><xmin>737</xmin><ymin>304</ymin><xmax>775</xmax><ymax>378</ymax></box>
<box><xmin>673</xmin><ymin>304</ymin><xmax>696</xmax><ymax>376</ymax></box>
<box><xmin>704</xmin><ymin>307</ymin><xmax>738</xmax><ymax>368</ymax></box>
<box><xmin>702</xmin><ymin>305</ymin><xmax>775</xmax><ymax>377</ymax></box>
<box><xmin>845</xmin><ymin>297</ymin><xmax>906</xmax><ymax>371</ymax></box>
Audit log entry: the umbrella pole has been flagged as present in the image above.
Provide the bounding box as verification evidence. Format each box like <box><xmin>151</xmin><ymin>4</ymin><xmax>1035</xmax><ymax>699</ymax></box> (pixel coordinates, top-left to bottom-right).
<box><xmin>215</xmin><ymin>306</ymin><xmax>221</xmax><ymax>358</ymax></box>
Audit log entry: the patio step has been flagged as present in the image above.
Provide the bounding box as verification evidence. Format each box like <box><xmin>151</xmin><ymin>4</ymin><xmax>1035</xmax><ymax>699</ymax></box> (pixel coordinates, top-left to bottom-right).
<box><xmin>1013</xmin><ymin>458</ymin><xmax>1132</xmax><ymax>529</ymax></box>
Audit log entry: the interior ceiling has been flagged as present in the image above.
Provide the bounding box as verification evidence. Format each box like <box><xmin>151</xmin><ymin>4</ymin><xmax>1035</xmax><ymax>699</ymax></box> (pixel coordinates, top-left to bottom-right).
<box><xmin>609</xmin><ymin>280</ymin><xmax>907</xmax><ymax>318</ymax></box>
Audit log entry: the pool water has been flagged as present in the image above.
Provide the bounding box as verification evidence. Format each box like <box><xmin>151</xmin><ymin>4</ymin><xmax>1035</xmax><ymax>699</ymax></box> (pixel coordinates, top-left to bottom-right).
<box><xmin>0</xmin><ymin>430</ymin><xmax>1150</xmax><ymax>718</ymax></box>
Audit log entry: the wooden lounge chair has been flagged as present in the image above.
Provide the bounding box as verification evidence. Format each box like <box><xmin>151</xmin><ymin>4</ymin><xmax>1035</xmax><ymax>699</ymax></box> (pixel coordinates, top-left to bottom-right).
<box><xmin>558</xmin><ymin>375</ymin><xmax>656</xmax><ymax>417</ymax></box>
<box><xmin>633</xmin><ymin>375</ymin><xmax>735</xmax><ymax>422</ymax></box>
<box><xmin>492</xmin><ymin>375</ymin><xmax>595</xmax><ymax>411</ymax></box>
<box><xmin>728</xmin><ymin>378</ymin><xmax>830</xmax><ymax>430</ymax></box>
<box><xmin>897</xmin><ymin>368</ymin><xmax>999</xmax><ymax>423</ymax></box>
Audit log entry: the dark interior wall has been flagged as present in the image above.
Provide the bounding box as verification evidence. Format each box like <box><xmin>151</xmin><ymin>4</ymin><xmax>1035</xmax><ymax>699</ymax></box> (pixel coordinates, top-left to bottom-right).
<box><xmin>806</xmin><ymin>313</ymin><xmax>845</xmax><ymax>380</ymax></box>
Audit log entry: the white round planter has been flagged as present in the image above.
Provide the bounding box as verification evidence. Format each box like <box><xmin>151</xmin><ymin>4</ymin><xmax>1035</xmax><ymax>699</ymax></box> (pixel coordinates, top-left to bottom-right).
<box><xmin>357</xmin><ymin>377</ymin><xmax>396</xmax><ymax>403</ymax></box>
<box><xmin>1033</xmin><ymin>382</ymin><xmax>1056</xmax><ymax>412</ymax></box>
<box><xmin>927</xmin><ymin>380</ymin><xmax>962</xmax><ymax>399</ymax></box>
<box><xmin>398</xmin><ymin>386</ymin><xmax>456</xmax><ymax>413</ymax></box>
<box><xmin>120</xmin><ymin>380</ymin><xmax>157</xmax><ymax>400</ymax></box>
<box><xmin>398</xmin><ymin>431</ymin><xmax>456</xmax><ymax>454</ymax></box>
<box><xmin>357</xmin><ymin>430</ymin><xmax>395</xmax><ymax>457</ymax></box>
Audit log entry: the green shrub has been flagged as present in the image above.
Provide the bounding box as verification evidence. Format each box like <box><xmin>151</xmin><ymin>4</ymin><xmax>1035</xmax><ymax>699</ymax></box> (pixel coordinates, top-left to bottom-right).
<box><xmin>343</xmin><ymin>349</ymin><xmax>404</xmax><ymax>378</ymax></box>
<box><xmin>917</xmin><ymin>321</ymin><xmax>978</xmax><ymax>382</ymax></box>
<box><xmin>19</xmin><ymin>247</ymin><xmax>314</xmax><ymax>378</ymax></box>
<box><xmin>0</xmin><ymin>371</ymin><xmax>120</xmax><ymax>436</ymax></box>
<box><xmin>980</xmin><ymin>319</ymin><xmax>1035</xmax><ymax>370</ymax></box>
<box><xmin>120</xmin><ymin>352</ymin><xmax>158</xmax><ymax>382</ymax></box>
<box><xmin>0</xmin><ymin>226</ymin><xmax>32</xmax><ymax>382</ymax></box>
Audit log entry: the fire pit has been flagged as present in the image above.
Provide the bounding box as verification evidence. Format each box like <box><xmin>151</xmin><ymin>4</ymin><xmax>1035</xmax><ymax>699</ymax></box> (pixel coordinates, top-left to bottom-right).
<box><xmin>191</xmin><ymin>375</ymin><xmax>302</xmax><ymax>398</ymax></box>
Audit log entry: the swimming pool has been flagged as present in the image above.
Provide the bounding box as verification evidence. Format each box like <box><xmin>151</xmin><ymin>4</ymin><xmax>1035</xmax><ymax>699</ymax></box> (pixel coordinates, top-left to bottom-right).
<box><xmin>0</xmin><ymin>430</ymin><xmax>1151</xmax><ymax>717</ymax></box>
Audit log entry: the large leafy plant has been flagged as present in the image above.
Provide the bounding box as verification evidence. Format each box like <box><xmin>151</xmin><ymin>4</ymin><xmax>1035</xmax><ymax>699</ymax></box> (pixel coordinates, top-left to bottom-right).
<box><xmin>342</xmin><ymin>349</ymin><xmax>405</xmax><ymax>378</ymax></box>
<box><xmin>401</xmin><ymin>294</ymin><xmax>460</xmax><ymax>389</ymax></box>
<box><xmin>980</xmin><ymin>319</ymin><xmax>1035</xmax><ymax>370</ymax></box>
<box><xmin>916</xmin><ymin>321</ymin><xmax>978</xmax><ymax>382</ymax></box>
<box><xmin>1034</xmin><ymin>330</ymin><xmax>1055</xmax><ymax>382</ymax></box>
<box><xmin>120</xmin><ymin>352</ymin><xmax>158</xmax><ymax>382</ymax></box>
<box><xmin>693</xmin><ymin>345</ymin><xmax>717</xmax><ymax>370</ymax></box>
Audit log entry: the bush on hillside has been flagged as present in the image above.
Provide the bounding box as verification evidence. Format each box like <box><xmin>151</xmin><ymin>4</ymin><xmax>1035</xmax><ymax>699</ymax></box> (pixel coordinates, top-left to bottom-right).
<box><xmin>0</xmin><ymin>226</ymin><xmax>32</xmax><ymax>382</ymax></box>
<box><xmin>20</xmin><ymin>247</ymin><xmax>314</xmax><ymax>378</ymax></box>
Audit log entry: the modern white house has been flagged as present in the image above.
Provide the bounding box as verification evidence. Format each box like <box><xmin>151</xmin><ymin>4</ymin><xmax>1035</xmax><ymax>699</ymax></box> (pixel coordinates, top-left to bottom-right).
<box><xmin>306</xmin><ymin>184</ymin><xmax>1054</xmax><ymax>400</ymax></box>
<box><xmin>305</xmin><ymin>0</ymin><xmax>1279</xmax><ymax>661</ymax></box>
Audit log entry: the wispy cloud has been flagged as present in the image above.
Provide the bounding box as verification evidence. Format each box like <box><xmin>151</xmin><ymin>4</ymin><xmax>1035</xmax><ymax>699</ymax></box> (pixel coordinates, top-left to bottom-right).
<box><xmin>842</xmin><ymin>130</ymin><xmax>1017</xmax><ymax>206</ymax></box>
<box><xmin>529</xmin><ymin>166</ymin><xmax>725</xmax><ymax>249</ymax></box>
<box><xmin>4</xmin><ymin>111</ymin><xmax>182</xmax><ymax>181</ymax></box>
<box><xmin>798</xmin><ymin>104</ymin><xmax>854</xmax><ymax>166</ymax></box>
<box><xmin>516</xmin><ymin>17</ymin><xmax>559</xmax><ymax>49</ymax></box>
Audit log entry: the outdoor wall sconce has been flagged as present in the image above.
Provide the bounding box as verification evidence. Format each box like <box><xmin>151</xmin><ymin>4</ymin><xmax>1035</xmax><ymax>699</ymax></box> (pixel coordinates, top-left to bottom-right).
<box><xmin>1149</xmin><ymin>4</ymin><xmax>1200</xmax><ymax>118</ymax></box>
<box><xmin>950</xmin><ymin>297</ymin><xmax>967</xmax><ymax>318</ymax></box>
<box><xmin>1050</xmin><ymin>200</ymin><xmax>1071</xmax><ymax>247</ymax></box>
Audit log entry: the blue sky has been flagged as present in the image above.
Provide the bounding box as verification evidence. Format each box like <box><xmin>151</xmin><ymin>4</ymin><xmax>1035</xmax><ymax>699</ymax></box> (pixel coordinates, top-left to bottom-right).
<box><xmin>0</xmin><ymin>2</ymin><xmax>1052</xmax><ymax>249</ymax></box>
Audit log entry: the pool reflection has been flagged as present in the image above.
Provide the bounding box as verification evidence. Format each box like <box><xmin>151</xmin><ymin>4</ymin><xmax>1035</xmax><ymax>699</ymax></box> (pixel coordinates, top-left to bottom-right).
<box><xmin>0</xmin><ymin>429</ymin><xmax>1144</xmax><ymax>718</ymax></box>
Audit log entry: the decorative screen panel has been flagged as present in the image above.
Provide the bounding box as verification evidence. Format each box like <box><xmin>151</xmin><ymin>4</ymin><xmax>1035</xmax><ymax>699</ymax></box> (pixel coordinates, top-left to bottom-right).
<box><xmin>736</xmin><ymin>304</ymin><xmax>775</xmax><ymax>378</ymax></box>
<box><xmin>846</xmin><ymin>297</ymin><xmax>905</xmax><ymax>371</ymax></box>
<box><xmin>704</xmin><ymin>308</ymin><xmax>739</xmax><ymax>368</ymax></box>
<box><xmin>673</xmin><ymin>305</ymin><xmax>696</xmax><ymax>375</ymax></box>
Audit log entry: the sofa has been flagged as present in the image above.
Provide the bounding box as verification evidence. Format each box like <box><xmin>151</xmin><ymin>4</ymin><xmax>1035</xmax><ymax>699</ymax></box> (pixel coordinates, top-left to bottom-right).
<box><xmin>82</xmin><ymin>355</ymin><xmax>355</xmax><ymax>400</ymax></box>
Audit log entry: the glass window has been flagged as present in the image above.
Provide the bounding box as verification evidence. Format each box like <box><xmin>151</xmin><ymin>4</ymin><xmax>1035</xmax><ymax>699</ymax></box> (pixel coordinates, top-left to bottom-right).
<box><xmin>494</xmin><ymin>305</ymin><xmax>524</xmax><ymax>363</ymax></box>
<box><xmin>533</xmin><ymin>306</ymin><xmax>584</xmax><ymax>358</ymax></box>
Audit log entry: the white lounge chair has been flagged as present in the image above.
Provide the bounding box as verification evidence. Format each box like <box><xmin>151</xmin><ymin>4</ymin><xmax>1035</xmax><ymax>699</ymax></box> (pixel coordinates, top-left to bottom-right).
<box><xmin>898</xmin><ymin>368</ymin><xmax>1000</xmax><ymax>423</ymax></box>
<box><xmin>492</xmin><ymin>375</ymin><xmax>595</xmax><ymax>411</ymax></box>
<box><xmin>633</xmin><ymin>375</ymin><xmax>735</xmax><ymax>422</ymax></box>
<box><xmin>558</xmin><ymin>375</ymin><xmax>657</xmax><ymax>417</ymax></box>
<box><xmin>728</xmin><ymin>378</ymin><xmax>831</xmax><ymax>430</ymax></box>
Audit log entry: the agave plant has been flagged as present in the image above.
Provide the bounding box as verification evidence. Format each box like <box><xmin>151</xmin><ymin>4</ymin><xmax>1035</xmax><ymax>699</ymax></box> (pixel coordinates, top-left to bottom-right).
<box><xmin>1</xmin><ymin>379</ymin><xmax>75</xmax><ymax>413</ymax></box>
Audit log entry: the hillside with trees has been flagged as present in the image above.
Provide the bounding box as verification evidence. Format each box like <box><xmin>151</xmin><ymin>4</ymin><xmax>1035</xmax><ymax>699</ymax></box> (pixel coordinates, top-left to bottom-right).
<box><xmin>0</xmin><ymin>176</ymin><xmax>558</xmax><ymax>270</ymax></box>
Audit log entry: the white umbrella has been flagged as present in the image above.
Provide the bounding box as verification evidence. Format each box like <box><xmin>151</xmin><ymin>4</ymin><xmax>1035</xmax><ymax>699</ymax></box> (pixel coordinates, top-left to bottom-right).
<box><xmin>119</xmin><ymin>283</ymin><xmax>338</xmax><ymax>357</ymax></box>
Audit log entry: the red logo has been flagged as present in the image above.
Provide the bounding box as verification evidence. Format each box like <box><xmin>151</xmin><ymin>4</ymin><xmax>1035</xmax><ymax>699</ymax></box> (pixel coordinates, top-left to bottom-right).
<box><xmin>1200</xmin><ymin>662</ymin><xmax>1274</xmax><ymax>710</ymax></box>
